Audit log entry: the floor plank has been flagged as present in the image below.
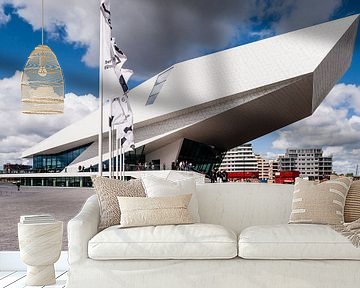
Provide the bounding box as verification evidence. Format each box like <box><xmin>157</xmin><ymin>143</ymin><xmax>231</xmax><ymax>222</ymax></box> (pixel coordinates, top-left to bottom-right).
<box><xmin>0</xmin><ymin>271</ymin><xmax>26</xmax><ymax>288</ymax></box>
<box><xmin>42</xmin><ymin>272</ymin><xmax>67</xmax><ymax>288</ymax></box>
<box><xmin>0</xmin><ymin>271</ymin><xmax>67</xmax><ymax>288</ymax></box>
<box><xmin>0</xmin><ymin>272</ymin><xmax>15</xmax><ymax>281</ymax></box>
<box><xmin>20</xmin><ymin>271</ymin><xmax>67</xmax><ymax>288</ymax></box>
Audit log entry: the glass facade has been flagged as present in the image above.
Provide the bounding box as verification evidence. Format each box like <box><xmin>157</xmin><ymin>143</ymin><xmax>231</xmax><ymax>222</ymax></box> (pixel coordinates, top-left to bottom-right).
<box><xmin>33</xmin><ymin>144</ymin><xmax>90</xmax><ymax>172</ymax></box>
<box><xmin>21</xmin><ymin>176</ymin><xmax>92</xmax><ymax>187</ymax></box>
<box><xmin>177</xmin><ymin>139</ymin><xmax>225</xmax><ymax>175</ymax></box>
<box><xmin>90</xmin><ymin>146</ymin><xmax>146</xmax><ymax>172</ymax></box>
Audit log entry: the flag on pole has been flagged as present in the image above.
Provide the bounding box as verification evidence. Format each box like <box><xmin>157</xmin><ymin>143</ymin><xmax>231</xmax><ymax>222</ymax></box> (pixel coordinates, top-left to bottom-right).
<box><xmin>112</xmin><ymin>96</ymin><xmax>135</xmax><ymax>151</ymax></box>
<box><xmin>111</xmin><ymin>37</ymin><xmax>133</xmax><ymax>93</ymax></box>
<box><xmin>100</xmin><ymin>0</ymin><xmax>133</xmax><ymax>98</ymax></box>
<box><xmin>117</xmin><ymin>119</ymin><xmax>135</xmax><ymax>151</ymax></box>
<box><xmin>110</xmin><ymin>37</ymin><xmax>127</xmax><ymax>70</ymax></box>
<box><xmin>100</xmin><ymin>0</ymin><xmax>113</xmax><ymax>74</ymax></box>
<box><xmin>100</xmin><ymin>0</ymin><xmax>135</xmax><ymax>151</ymax></box>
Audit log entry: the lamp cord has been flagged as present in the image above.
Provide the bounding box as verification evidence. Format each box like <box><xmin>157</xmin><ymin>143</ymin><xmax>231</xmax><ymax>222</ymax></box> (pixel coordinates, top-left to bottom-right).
<box><xmin>42</xmin><ymin>0</ymin><xmax>44</xmax><ymax>46</ymax></box>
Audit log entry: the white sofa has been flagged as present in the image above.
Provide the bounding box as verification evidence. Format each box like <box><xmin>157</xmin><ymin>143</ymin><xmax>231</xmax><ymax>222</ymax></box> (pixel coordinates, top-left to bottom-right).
<box><xmin>66</xmin><ymin>182</ymin><xmax>360</xmax><ymax>288</ymax></box>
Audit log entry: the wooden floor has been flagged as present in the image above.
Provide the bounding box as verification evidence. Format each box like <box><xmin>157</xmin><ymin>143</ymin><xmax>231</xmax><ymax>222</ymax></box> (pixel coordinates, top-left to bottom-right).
<box><xmin>0</xmin><ymin>271</ymin><xmax>67</xmax><ymax>288</ymax></box>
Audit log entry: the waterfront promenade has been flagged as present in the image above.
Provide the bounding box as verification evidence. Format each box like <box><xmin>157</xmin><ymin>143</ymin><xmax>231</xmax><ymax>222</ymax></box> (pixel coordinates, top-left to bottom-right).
<box><xmin>0</xmin><ymin>183</ymin><xmax>94</xmax><ymax>251</ymax></box>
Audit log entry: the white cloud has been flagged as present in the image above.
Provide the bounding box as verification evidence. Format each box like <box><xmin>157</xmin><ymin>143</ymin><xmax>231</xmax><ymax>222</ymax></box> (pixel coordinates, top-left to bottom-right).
<box><xmin>249</xmin><ymin>30</ymin><xmax>274</xmax><ymax>39</ymax></box>
<box><xmin>0</xmin><ymin>9</ymin><xmax>9</xmax><ymax>25</ymax></box>
<box><xmin>272</xmin><ymin>83</ymin><xmax>360</xmax><ymax>175</ymax></box>
<box><xmin>265</xmin><ymin>0</ymin><xmax>342</xmax><ymax>34</ymax></box>
<box><xmin>0</xmin><ymin>0</ymin><xmax>11</xmax><ymax>25</ymax></box>
<box><xmin>259</xmin><ymin>151</ymin><xmax>280</xmax><ymax>161</ymax></box>
<box><xmin>0</xmin><ymin>0</ymin><xmax>343</xmax><ymax>79</ymax></box>
<box><xmin>4</xmin><ymin>0</ymin><xmax>99</xmax><ymax>66</ymax></box>
<box><xmin>0</xmin><ymin>72</ymin><xmax>98</xmax><ymax>168</ymax></box>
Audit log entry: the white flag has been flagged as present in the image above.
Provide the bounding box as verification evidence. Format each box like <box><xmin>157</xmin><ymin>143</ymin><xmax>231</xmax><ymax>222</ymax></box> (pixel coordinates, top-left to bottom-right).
<box><xmin>112</xmin><ymin>96</ymin><xmax>131</xmax><ymax>125</ymax></box>
<box><xmin>117</xmin><ymin>117</ymin><xmax>135</xmax><ymax>152</ymax></box>
<box><xmin>101</xmin><ymin>0</ymin><xmax>118</xmax><ymax>100</ymax></box>
<box><xmin>100</xmin><ymin>0</ymin><xmax>133</xmax><ymax>97</ymax></box>
<box><xmin>111</xmin><ymin>37</ymin><xmax>127</xmax><ymax>69</ymax></box>
<box><xmin>100</xmin><ymin>0</ymin><xmax>135</xmax><ymax>150</ymax></box>
<box><xmin>112</xmin><ymin>95</ymin><xmax>135</xmax><ymax>151</ymax></box>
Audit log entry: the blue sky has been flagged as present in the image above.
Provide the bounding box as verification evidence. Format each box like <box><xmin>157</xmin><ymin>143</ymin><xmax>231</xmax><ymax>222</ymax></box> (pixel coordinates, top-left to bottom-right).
<box><xmin>0</xmin><ymin>0</ymin><xmax>359</xmax><ymax>173</ymax></box>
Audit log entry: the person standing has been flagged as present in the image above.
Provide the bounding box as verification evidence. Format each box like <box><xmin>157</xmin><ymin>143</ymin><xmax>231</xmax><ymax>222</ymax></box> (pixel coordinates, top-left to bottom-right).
<box><xmin>217</xmin><ymin>170</ymin><xmax>222</xmax><ymax>183</ymax></box>
<box><xmin>221</xmin><ymin>170</ymin><xmax>228</xmax><ymax>182</ymax></box>
<box><xmin>210</xmin><ymin>169</ymin><xmax>216</xmax><ymax>183</ymax></box>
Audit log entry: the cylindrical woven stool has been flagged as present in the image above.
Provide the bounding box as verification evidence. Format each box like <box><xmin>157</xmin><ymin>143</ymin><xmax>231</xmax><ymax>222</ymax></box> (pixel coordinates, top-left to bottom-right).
<box><xmin>18</xmin><ymin>221</ymin><xmax>63</xmax><ymax>286</ymax></box>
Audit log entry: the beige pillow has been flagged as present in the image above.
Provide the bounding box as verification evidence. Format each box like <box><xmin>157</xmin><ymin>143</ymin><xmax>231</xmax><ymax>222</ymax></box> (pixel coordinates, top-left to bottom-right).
<box><xmin>141</xmin><ymin>174</ymin><xmax>200</xmax><ymax>222</ymax></box>
<box><xmin>91</xmin><ymin>176</ymin><xmax>146</xmax><ymax>229</ymax></box>
<box><xmin>344</xmin><ymin>180</ymin><xmax>360</xmax><ymax>223</ymax></box>
<box><xmin>289</xmin><ymin>177</ymin><xmax>352</xmax><ymax>225</ymax></box>
<box><xmin>118</xmin><ymin>194</ymin><xmax>193</xmax><ymax>228</ymax></box>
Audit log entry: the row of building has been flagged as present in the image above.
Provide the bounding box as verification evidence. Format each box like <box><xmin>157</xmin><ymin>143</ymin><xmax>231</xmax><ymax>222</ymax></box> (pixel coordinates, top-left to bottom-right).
<box><xmin>219</xmin><ymin>144</ymin><xmax>332</xmax><ymax>182</ymax></box>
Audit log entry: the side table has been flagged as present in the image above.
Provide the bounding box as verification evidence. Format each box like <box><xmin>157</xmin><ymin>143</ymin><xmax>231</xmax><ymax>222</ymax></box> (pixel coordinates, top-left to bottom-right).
<box><xmin>18</xmin><ymin>221</ymin><xmax>63</xmax><ymax>286</ymax></box>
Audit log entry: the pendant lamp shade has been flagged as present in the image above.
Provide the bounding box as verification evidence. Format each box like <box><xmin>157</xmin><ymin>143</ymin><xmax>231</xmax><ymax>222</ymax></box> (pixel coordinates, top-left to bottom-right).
<box><xmin>21</xmin><ymin>44</ymin><xmax>64</xmax><ymax>114</ymax></box>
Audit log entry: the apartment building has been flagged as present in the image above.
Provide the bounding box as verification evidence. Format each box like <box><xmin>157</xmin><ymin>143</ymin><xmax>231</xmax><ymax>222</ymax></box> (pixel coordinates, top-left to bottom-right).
<box><xmin>220</xmin><ymin>144</ymin><xmax>258</xmax><ymax>172</ymax></box>
<box><xmin>269</xmin><ymin>160</ymin><xmax>279</xmax><ymax>180</ymax></box>
<box><xmin>279</xmin><ymin>148</ymin><xmax>332</xmax><ymax>180</ymax></box>
<box><xmin>256</xmin><ymin>155</ymin><xmax>270</xmax><ymax>181</ymax></box>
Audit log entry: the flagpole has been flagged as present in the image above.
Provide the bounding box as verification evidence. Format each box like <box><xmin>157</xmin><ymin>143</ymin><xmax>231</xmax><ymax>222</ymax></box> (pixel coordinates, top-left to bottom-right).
<box><xmin>122</xmin><ymin>149</ymin><xmax>125</xmax><ymax>180</ymax></box>
<box><xmin>98</xmin><ymin>2</ymin><xmax>104</xmax><ymax>177</ymax></box>
<box><xmin>115</xmin><ymin>133</ymin><xmax>119</xmax><ymax>179</ymax></box>
<box><xmin>99</xmin><ymin>1</ymin><xmax>134</xmax><ymax>179</ymax></box>
<box><xmin>120</xmin><ymin>144</ymin><xmax>123</xmax><ymax>180</ymax></box>
<box><xmin>109</xmin><ymin>101</ymin><xmax>113</xmax><ymax>178</ymax></box>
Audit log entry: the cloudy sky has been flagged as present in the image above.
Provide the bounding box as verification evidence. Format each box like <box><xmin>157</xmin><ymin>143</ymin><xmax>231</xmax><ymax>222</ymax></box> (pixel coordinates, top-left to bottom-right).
<box><xmin>0</xmin><ymin>0</ymin><xmax>359</xmax><ymax>174</ymax></box>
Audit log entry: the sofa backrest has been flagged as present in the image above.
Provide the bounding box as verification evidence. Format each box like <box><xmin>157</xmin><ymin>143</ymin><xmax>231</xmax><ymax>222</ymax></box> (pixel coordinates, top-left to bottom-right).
<box><xmin>196</xmin><ymin>182</ymin><xmax>294</xmax><ymax>234</ymax></box>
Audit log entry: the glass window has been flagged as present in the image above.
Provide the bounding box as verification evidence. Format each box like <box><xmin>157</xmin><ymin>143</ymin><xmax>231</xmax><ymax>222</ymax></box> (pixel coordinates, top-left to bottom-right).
<box><xmin>146</xmin><ymin>67</ymin><xmax>173</xmax><ymax>105</ymax></box>
<box><xmin>33</xmin><ymin>144</ymin><xmax>91</xmax><ymax>171</ymax></box>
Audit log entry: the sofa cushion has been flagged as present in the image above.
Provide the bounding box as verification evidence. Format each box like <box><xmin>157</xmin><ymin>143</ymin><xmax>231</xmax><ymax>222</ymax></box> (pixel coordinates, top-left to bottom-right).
<box><xmin>88</xmin><ymin>223</ymin><xmax>237</xmax><ymax>260</ymax></box>
<box><xmin>344</xmin><ymin>180</ymin><xmax>360</xmax><ymax>223</ymax></box>
<box><xmin>91</xmin><ymin>176</ymin><xmax>146</xmax><ymax>230</ymax></box>
<box><xmin>118</xmin><ymin>194</ymin><xmax>193</xmax><ymax>228</ymax></box>
<box><xmin>289</xmin><ymin>177</ymin><xmax>351</xmax><ymax>225</ymax></box>
<box><xmin>238</xmin><ymin>224</ymin><xmax>360</xmax><ymax>260</ymax></box>
<box><xmin>141</xmin><ymin>173</ymin><xmax>200</xmax><ymax>222</ymax></box>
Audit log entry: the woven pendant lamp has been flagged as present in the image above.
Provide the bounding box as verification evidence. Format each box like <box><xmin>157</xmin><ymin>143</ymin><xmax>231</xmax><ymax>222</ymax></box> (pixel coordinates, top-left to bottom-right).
<box><xmin>21</xmin><ymin>0</ymin><xmax>64</xmax><ymax>114</ymax></box>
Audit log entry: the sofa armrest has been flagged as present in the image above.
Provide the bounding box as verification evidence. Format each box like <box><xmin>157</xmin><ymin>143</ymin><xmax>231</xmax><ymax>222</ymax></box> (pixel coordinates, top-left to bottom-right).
<box><xmin>67</xmin><ymin>194</ymin><xmax>99</xmax><ymax>264</ymax></box>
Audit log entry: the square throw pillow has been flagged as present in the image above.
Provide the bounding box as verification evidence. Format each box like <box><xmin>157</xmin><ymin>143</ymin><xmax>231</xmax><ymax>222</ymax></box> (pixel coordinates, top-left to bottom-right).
<box><xmin>289</xmin><ymin>177</ymin><xmax>352</xmax><ymax>225</ymax></box>
<box><xmin>118</xmin><ymin>194</ymin><xmax>193</xmax><ymax>228</ymax></box>
<box><xmin>91</xmin><ymin>176</ymin><xmax>146</xmax><ymax>229</ymax></box>
<box><xmin>141</xmin><ymin>173</ymin><xmax>200</xmax><ymax>222</ymax></box>
<box><xmin>344</xmin><ymin>180</ymin><xmax>360</xmax><ymax>223</ymax></box>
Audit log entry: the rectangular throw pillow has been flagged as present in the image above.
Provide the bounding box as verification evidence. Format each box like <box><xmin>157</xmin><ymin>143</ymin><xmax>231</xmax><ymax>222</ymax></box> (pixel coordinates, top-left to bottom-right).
<box><xmin>91</xmin><ymin>176</ymin><xmax>146</xmax><ymax>230</ymax></box>
<box><xmin>117</xmin><ymin>194</ymin><xmax>193</xmax><ymax>228</ymax></box>
<box><xmin>289</xmin><ymin>177</ymin><xmax>352</xmax><ymax>225</ymax></box>
<box><xmin>344</xmin><ymin>180</ymin><xmax>360</xmax><ymax>223</ymax></box>
<box><xmin>141</xmin><ymin>173</ymin><xmax>200</xmax><ymax>222</ymax></box>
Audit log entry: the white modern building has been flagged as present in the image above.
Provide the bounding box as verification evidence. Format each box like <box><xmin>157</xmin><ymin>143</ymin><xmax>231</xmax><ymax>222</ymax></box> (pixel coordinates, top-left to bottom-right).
<box><xmin>220</xmin><ymin>144</ymin><xmax>258</xmax><ymax>173</ymax></box>
<box><xmin>3</xmin><ymin>14</ymin><xmax>357</xmax><ymax>185</ymax></box>
<box><xmin>278</xmin><ymin>148</ymin><xmax>333</xmax><ymax>180</ymax></box>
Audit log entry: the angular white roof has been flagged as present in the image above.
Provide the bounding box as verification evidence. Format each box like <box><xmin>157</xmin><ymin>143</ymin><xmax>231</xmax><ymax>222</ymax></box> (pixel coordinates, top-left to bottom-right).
<box><xmin>23</xmin><ymin>14</ymin><xmax>359</xmax><ymax>158</ymax></box>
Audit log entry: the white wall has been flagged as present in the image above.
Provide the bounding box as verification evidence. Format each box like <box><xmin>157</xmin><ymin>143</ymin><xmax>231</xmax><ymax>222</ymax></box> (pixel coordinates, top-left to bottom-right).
<box><xmin>145</xmin><ymin>138</ymin><xmax>183</xmax><ymax>170</ymax></box>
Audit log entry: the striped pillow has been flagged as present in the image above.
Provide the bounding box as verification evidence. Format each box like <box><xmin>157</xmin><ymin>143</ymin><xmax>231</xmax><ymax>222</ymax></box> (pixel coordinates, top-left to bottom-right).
<box><xmin>117</xmin><ymin>194</ymin><xmax>193</xmax><ymax>228</ymax></box>
<box><xmin>344</xmin><ymin>180</ymin><xmax>360</xmax><ymax>223</ymax></box>
<box><xmin>289</xmin><ymin>177</ymin><xmax>352</xmax><ymax>225</ymax></box>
